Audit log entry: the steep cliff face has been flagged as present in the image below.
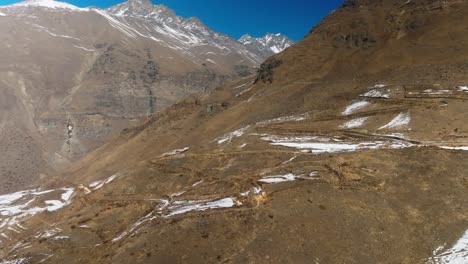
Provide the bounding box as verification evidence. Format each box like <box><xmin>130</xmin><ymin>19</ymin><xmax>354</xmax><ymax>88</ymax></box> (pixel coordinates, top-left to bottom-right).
<box><xmin>0</xmin><ymin>0</ymin><xmax>287</xmax><ymax>194</ymax></box>
<box><xmin>0</xmin><ymin>0</ymin><xmax>467</xmax><ymax>263</ymax></box>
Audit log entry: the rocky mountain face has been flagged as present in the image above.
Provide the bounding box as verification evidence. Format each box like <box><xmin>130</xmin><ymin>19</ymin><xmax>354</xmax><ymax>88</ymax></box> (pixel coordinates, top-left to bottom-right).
<box><xmin>0</xmin><ymin>0</ymin><xmax>289</xmax><ymax>194</ymax></box>
<box><xmin>239</xmin><ymin>33</ymin><xmax>294</xmax><ymax>58</ymax></box>
<box><xmin>1</xmin><ymin>0</ymin><xmax>468</xmax><ymax>263</ymax></box>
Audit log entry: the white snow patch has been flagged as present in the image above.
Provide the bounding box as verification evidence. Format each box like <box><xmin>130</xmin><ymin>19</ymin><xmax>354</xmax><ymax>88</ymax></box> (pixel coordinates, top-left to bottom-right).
<box><xmin>192</xmin><ymin>180</ymin><xmax>203</xmax><ymax>187</ymax></box>
<box><xmin>164</xmin><ymin>197</ymin><xmax>239</xmax><ymax>217</ymax></box>
<box><xmin>73</xmin><ymin>45</ymin><xmax>95</xmax><ymax>52</ymax></box>
<box><xmin>0</xmin><ymin>258</ymin><xmax>29</xmax><ymax>264</ymax></box>
<box><xmin>217</xmin><ymin>126</ymin><xmax>250</xmax><ymax>144</ymax></box>
<box><xmin>35</xmin><ymin>228</ymin><xmax>62</xmax><ymax>239</ymax></box>
<box><xmin>361</xmin><ymin>84</ymin><xmax>391</xmax><ymax>99</ymax></box>
<box><xmin>112</xmin><ymin>211</ymin><xmax>157</xmax><ymax>242</ymax></box>
<box><xmin>282</xmin><ymin>156</ymin><xmax>297</xmax><ymax>164</ymax></box>
<box><xmin>379</xmin><ymin>112</ymin><xmax>411</xmax><ymax>130</ymax></box>
<box><xmin>457</xmin><ymin>86</ymin><xmax>468</xmax><ymax>92</ymax></box>
<box><xmin>258</xmin><ymin>172</ymin><xmax>319</xmax><ymax>184</ymax></box>
<box><xmin>234</xmin><ymin>83</ymin><xmax>248</xmax><ymax>89</ymax></box>
<box><xmin>240</xmin><ymin>187</ymin><xmax>263</xmax><ymax>197</ymax></box>
<box><xmin>89</xmin><ymin>173</ymin><xmax>119</xmax><ymax>191</ymax></box>
<box><xmin>78</xmin><ymin>184</ymin><xmax>91</xmax><ymax>194</ymax></box>
<box><xmin>11</xmin><ymin>241</ymin><xmax>31</xmax><ymax>252</ymax></box>
<box><xmin>240</xmin><ymin>191</ymin><xmax>250</xmax><ymax>197</ymax></box>
<box><xmin>52</xmin><ymin>235</ymin><xmax>70</xmax><ymax>240</ymax></box>
<box><xmin>341</xmin><ymin>117</ymin><xmax>369</xmax><ymax>129</ymax></box>
<box><xmin>257</xmin><ymin>113</ymin><xmax>309</xmax><ymax>125</ymax></box>
<box><xmin>60</xmin><ymin>188</ymin><xmax>74</xmax><ymax>202</ymax></box>
<box><xmin>427</xmin><ymin>229</ymin><xmax>468</xmax><ymax>264</ymax></box>
<box><xmin>162</xmin><ymin>147</ymin><xmax>189</xmax><ymax>157</ymax></box>
<box><xmin>44</xmin><ymin>200</ymin><xmax>65</xmax><ymax>212</ymax></box>
<box><xmin>362</xmin><ymin>89</ymin><xmax>390</xmax><ymax>98</ymax></box>
<box><xmin>171</xmin><ymin>191</ymin><xmax>186</xmax><ymax>198</ymax></box>
<box><xmin>422</xmin><ymin>89</ymin><xmax>453</xmax><ymax>95</ymax></box>
<box><xmin>235</xmin><ymin>87</ymin><xmax>252</xmax><ymax>97</ymax></box>
<box><xmin>342</xmin><ymin>101</ymin><xmax>370</xmax><ymax>116</ymax></box>
<box><xmin>439</xmin><ymin>146</ymin><xmax>468</xmax><ymax>151</ymax></box>
<box><xmin>0</xmin><ymin>188</ymin><xmax>75</xmax><ymax>228</ymax></box>
<box><xmin>93</xmin><ymin>9</ymin><xmax>137</xmax><ymax>38</ymax></box>
<box><xmin>383</xmin><ymin>133</ymin><xmax>406</xmax><ymax>139</ymax></box>
<box><xmin>252</xmin><ymin>187</ymin><xmax>263</xmax><ymax>194</ymax></box>
<box><xmin>261</xmin><ymin>135</ymin><xmax>414</xmax><ymax>154</ymax></box>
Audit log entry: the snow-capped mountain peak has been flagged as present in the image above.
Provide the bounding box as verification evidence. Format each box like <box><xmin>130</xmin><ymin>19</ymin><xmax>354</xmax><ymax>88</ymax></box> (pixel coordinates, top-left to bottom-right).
<box><xmin>240</xmin><ymin>33</ymin><xmax>294</xmax><ymax>55</ymax></box>
<box><xmin>2</xmin><ymin>0</ymin><xmax>89</xmax><ymax>11</ymax></box>
<box><xmin>107</xmin><ymin>0</ymin><xmax>156</xmax><ymax>17</ymax></box>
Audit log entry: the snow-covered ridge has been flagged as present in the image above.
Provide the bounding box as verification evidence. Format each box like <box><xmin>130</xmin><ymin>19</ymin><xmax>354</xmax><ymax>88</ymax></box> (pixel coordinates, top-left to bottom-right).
<box><xmin>0</xmin><ymin>0</ymin><xmax>280</xmax><ymax>64</ymax></box>
<box><xmin>98</xmin><ymin>3</ymin><xmax>264</xmax><ymax>64</ymax></box>
<box><xmin>1</xmin><ymin>0</ymin><xmax>89</xmax><ymax>11</ymax></box>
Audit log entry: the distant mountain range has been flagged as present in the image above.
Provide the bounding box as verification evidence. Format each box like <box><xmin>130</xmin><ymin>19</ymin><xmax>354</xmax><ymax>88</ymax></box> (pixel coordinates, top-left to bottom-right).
<box><xmin>0</xmin><ymin>0</ymin><xmax>293</xmax><ymax>193</ymax></box>
<box><xmin>240</xmin><ymin>33</ymin><xmax>294</xmax><ymax>59</ymax></box>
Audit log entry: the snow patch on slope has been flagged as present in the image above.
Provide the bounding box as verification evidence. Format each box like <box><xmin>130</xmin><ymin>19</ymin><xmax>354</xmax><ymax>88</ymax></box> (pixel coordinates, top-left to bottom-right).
<box><xmin>379</xmin><ymin>112</ymin><xmax>411</xmax><ymax>130</ymax></box>
<box><xmin>88</xmin><ymin>173</ymin><xmax>119</xmax><ymax>191</ymax></box>
<box><xmin>439</xmin><ymin>146</ymin><xmax>468</xmax><ymax>151</ymax></box>
<box><xmin>163</xmin><ymin>198</ymin><xmax>239</xmax><ymax>218</ymax></box>
<box><xmin>427</xmin><ymin>229</ymin><xmax>468</xmax><ymax>264</ymax></box>
<box><xmin>258</xmin><ymin>172</ymin><xmax>319</xmax><ymax>184</ymax></box>
<box><xmin>217</xmin><ymin>126</ymin><xmax>250</xmax><ymax>144</ymax></box>
<box><xmin>0</xmin><ymin>258</ymin><xmax>29</xmax><ymax>264</ymax></box>
<box><xmin>361</xmin><ymin>84</ymin><xmax>391</xmax><ymax>99</ymax></box>
<box><xmin>0</xmin><ymin>188</ymin><xmax>74</xmax><ymax>229</ymax></box>
<box><xmin>73</xmin><ymin>45</ymin><xmax>95</xmax><ymax>52</ymax></box>
<box><xmin>261</xmin><ymin>135</ymin><xmax>414</xmax><ymax>154</ymax></box>
<box><xmin>342</xmin><ymin>101</ymin><xmax>370</xmax><ymax>116</ymax></box>
<box><xmin>162</xmin><ymin>147</ymin><xmax>189</xmax><ymax>157</ymax></box>
<box><xmin>457</xmin><ymin>86</ymin><xmax>468</xmax><ymax>92</ymax></box>
<box><xmin>341</xmin><ymin>117</ymin><xmax>369</xmax><ymax>129</ymax></box>
<box><xmin>257</xmin><ymin>113</ymin><xmax>309</xmax><ymax>125</ymax></box>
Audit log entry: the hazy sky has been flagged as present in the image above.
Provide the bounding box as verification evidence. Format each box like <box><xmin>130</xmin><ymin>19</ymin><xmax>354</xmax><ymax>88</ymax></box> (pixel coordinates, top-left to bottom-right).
<box><xmin>0</xmin><ymin>0</ymin><xmax>345</xmax><ymax>41</ymax></box>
